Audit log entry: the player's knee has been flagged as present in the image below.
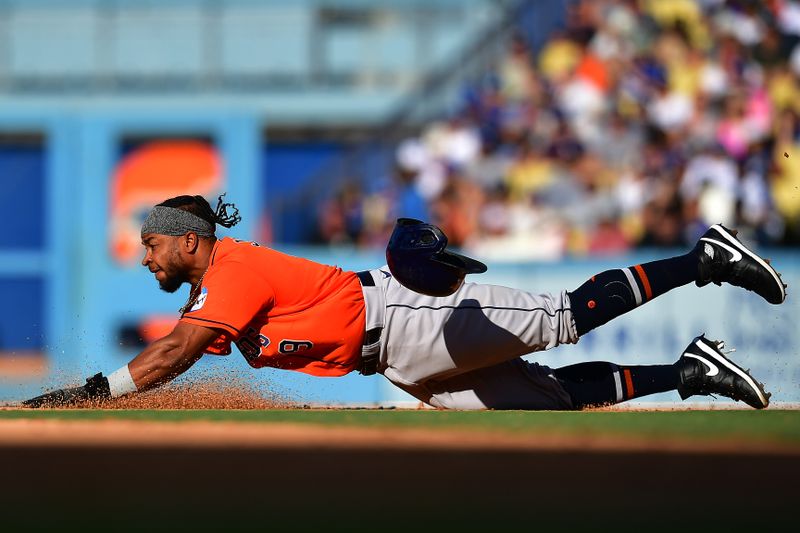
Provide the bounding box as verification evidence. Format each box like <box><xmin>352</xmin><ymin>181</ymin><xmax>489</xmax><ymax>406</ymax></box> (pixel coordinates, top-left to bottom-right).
<box><xmin>569</xmin><ymin>270</ymin><xmax>638</xmax><ymax>336</ymax></box>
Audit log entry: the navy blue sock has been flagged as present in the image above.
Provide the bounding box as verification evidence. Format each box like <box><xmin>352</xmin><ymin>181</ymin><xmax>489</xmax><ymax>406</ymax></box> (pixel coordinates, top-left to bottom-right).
<box><xmin>569</xmin><ymin>252</ymin><xmax>699</xmax><ymax>336</ymax></box>
<box><xmin>554</xmin><ymin>362</ymin><xmax>680</xmax><ymax>409</ymax></box>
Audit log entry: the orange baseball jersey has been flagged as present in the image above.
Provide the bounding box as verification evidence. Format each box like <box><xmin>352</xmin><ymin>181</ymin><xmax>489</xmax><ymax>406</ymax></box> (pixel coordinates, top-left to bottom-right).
<box><xmin>179</xmin><ymin>237</ymin><xmax>366</xmax><ymax>376</ymax></box>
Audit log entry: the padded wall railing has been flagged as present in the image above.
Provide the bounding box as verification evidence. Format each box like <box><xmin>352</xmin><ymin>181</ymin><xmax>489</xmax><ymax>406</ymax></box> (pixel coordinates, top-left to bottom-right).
<box><xmin>0</xmin><ymin>0</ymin><xmax>497</xmax><ymax>94</ymax></box>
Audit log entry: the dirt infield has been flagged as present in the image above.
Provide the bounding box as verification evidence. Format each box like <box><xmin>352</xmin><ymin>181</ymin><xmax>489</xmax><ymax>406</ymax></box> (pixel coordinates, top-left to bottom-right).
<box><xmin>2</xmin><ymin>440</ymin><xmax>796</xmax><ymax>530</ymax></box>
<box><xmin>20</xmin><ymin>379</ymin><xmax>295</xmax><ymax>410</ymax></box>
<box><xmin>4</xmin><ymin>383</ymin><xmax>797</xmax><ymax>530</ymax></box>
<box><xmin>0</xmin><ymin>416</ymin><xmax>799</xmax><ymax>455</ymax></box>
<box><xmin>0</xmin><ymin>415</ymin><xmax>797</xmax><ymax>531</ymax></box>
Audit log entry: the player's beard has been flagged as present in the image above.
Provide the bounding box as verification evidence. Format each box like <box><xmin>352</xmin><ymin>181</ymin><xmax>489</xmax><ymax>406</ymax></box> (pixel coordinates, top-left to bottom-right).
<box><xmin>157</xmin><ymin>248</ymin><xmax>189</xmax><ymax>293</ymax></box>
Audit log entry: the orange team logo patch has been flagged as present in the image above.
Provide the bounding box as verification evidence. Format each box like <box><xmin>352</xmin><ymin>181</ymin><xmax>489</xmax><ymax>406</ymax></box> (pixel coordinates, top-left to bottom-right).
<box><xmin>109</xmin><ymin>140</ymin><xmax>223</xmax><ymax>264</ymax></box>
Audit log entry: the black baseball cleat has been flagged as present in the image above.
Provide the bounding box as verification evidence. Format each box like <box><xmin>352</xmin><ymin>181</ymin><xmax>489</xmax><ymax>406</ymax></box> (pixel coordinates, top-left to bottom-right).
<box><xmin>675</xmin><ymin>335</ymin><xmax>770</xmax><ymax>409</ymax></box>
<box><xmin>694</xmin><ymin>224</ymin><xmax>786</xmax><ymax>304</ymax></box>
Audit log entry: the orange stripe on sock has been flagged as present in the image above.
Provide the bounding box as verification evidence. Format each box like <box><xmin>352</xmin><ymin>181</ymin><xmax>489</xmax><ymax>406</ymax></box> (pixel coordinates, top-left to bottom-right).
<box><xmin>633</xmin><ymin>264</ymin><xmax>653</xmax><ymax>301</ymax></box>
<box><xmin>623</xmin><ymin>368</ymin><xmax>635</xmax><ymax>399</ymax></box>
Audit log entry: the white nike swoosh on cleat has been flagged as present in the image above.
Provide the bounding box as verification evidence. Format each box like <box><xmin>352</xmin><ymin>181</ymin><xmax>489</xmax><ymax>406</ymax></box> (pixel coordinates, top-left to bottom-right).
<box><xmin>695</xmin><ymin>339</ymin><xmax>768</xmax><ymax>406</ymax></box>
<box><xmin>684</xmin><ymin>352</ymin><xmax>719</xmax><ymax>376</ymax></box>
<box><xmin>700</xmin><ymin>237</ymin><xmax>742</xmax><ymax>262</ymax></box>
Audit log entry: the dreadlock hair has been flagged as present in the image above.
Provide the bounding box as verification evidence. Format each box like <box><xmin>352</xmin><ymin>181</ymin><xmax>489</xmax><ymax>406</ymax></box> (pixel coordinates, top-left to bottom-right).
<box><xmin>157</xmin><ymin>193</ymin><xmax>242</xmax><ymax>238</ymax></box>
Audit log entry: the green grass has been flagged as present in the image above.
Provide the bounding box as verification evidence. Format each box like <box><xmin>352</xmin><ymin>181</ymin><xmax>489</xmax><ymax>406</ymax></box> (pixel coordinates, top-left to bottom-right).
<box><xmin>2</xmin><ymin>408</ymin><xmax>800</xmax><ymax>443</ymax></box>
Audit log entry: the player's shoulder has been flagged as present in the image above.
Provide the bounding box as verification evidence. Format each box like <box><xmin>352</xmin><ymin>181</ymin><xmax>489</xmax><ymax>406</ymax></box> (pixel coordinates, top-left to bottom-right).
<box><xmin>220</xmin><ymin>236</ymin><xmax>266</xmax><ymax>250</ymax></box>
<box><xmin>205</xmin><ymin>237</ymin><xmax>266</xmax><ymax>274</ymax></box>
<box><xmin>203</xmin><ymin>238</ymin><xmax>272</xmax><ymax>291</ymax></box>
<box><xmin>212</xmin><ymin>236</ymin><xmax>339</xmax><ymax>277</ymax></box>
<box><xmin>213</xmin><ymin>236</ymin><xmax>272</xmax><ymax>260</ymax></box>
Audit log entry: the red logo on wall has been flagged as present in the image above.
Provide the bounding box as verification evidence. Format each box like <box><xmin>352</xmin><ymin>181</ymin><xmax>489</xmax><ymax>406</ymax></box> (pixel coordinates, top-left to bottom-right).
<box><xmin>109</xmin><ymin>140</ymin><xmax>223</xmax><ymax>264</ymax></box>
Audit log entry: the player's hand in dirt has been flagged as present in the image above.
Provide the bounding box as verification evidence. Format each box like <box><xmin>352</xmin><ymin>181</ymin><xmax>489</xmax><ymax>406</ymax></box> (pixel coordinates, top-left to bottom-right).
<box><xmin>22</xmin><ymin>373</ymin><xmax>111</xmax><ymax>408</ymax></box>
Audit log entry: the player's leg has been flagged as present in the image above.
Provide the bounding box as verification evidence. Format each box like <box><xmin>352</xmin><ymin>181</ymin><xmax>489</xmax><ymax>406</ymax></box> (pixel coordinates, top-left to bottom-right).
<box><xmin>386</xmin><ymin>358</ymin><xmax>574</xmax><ymax>410</ymax></box>
<box><xmin>568</xmin><ymin>254</ymin><xmax>696</xmax><ymax>336</ymax></box>
<box><xmin>384</xmin><ymin>335</ymin><xmax>770</xmax><ymax>411</ymax></box>
<box><xmin>552</xmin><ymin>335</ymin><xmax>770</xmax><ymax>409</ymax></box>
<box><xmin>552</xmin><ymin>361</ymin><xmax>679</xmax><ymax>408</ymax></box>
<box><xmin>568</xmin><ymin>224</ymin><xmax>787</xmax><ymax>337</ymax></box>
<box><xmin>379</xmin><ymin>272</ymin><xmax>577</xmax><ymax>386</ymax></box>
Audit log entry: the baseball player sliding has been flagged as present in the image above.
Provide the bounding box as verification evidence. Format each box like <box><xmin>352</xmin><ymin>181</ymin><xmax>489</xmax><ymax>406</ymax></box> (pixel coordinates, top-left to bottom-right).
<box><xmin>24</xmin><ymin>194</ymin><xmax>786</xmax><ymax>410</ymax></box>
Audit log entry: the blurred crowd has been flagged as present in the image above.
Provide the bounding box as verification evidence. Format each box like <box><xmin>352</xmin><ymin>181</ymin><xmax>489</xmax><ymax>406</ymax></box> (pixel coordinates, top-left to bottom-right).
<box><xmin>318</xmin><ymin>0</ymin><xmax>800</xmax><ymax>259</ymax></box>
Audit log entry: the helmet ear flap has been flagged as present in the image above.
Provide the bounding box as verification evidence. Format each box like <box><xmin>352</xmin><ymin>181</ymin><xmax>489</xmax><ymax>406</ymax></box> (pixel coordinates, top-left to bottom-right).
<box><xmin>385</xmin><ymin>218</ymin><xmax>487</xmax><ymax>297</ymax></box>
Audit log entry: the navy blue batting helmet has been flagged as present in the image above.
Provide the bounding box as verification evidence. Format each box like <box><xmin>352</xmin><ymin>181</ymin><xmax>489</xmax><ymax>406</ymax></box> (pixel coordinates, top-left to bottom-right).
<box><xmin>385</xmin><ymin>218</ymin><xmax>487</xmax><ymax>297</ymax></box>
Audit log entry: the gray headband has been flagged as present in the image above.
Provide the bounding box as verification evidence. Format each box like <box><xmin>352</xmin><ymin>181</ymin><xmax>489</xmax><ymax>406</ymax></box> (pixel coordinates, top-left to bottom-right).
<box><xmin>141</xmin><ymin>206</ymin><xmax>215</xmax><ymax>237</ymax></box>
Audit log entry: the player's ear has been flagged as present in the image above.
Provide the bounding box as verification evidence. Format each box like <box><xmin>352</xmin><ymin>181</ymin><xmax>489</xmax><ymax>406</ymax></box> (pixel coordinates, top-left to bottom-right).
<box><xmin>183</xmin><ymin>232</ymin><xmax>200</xmax><ymax>253</ymax></box>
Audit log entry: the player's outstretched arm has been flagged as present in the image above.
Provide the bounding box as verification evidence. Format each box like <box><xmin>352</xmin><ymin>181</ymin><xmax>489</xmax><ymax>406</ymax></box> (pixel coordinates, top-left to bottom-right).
<box><xmin>127</xmin><ymin>321</ymin><xmax>219</xmax><ymax>392</ymax></box>
<box><xmin>22</xmin><ymin>322</ymin><xmax>220</xmax><ymax>407</ymax></box>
